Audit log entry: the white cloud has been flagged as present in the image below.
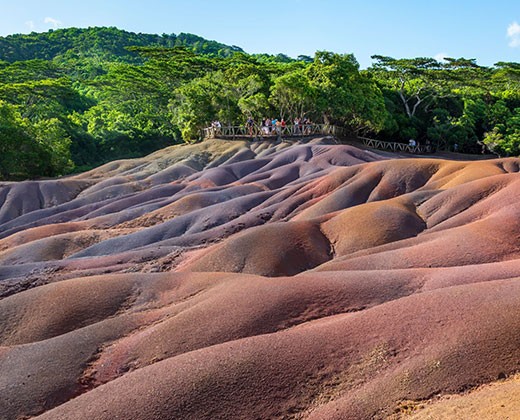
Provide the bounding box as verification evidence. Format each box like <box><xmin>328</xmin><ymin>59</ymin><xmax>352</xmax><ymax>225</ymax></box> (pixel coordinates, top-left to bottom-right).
<box><xmin>434</xmin><ymin>52</ymin><xmax>448</xmax><ymax>63</ymax></box>
<box><xmin>507</xmin><ymin>21</ymin><xmax>520</xmax><ymax>47</ymax></box>
<box><xmin>25</xmin><ymin>20</ymin><xmax>35</xmax><ymax>31</ymax></box>
<box><xmin>44</xmin><ymin>17</ymin><xmax>62</xmax><ymax>29</ymax></box>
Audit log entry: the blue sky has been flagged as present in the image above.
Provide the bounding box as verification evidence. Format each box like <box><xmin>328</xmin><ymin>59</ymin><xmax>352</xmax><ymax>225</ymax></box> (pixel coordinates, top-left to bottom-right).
<box><xmin>1</xmin><ymin>0</ymin><xmax>518</xmax><ymax>68</ymax></box>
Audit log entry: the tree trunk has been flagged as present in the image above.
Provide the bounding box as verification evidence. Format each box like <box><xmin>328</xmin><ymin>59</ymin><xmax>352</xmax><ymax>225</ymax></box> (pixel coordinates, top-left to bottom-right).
<box><xmin>397</xmin><ymin>89</ymin><xmax>412</xmax><ymax>118</ymax></box>
<box><xmin>410</xmin><ymin>95</ymin><xmax>423</xmax><ymax>117</ymax></box>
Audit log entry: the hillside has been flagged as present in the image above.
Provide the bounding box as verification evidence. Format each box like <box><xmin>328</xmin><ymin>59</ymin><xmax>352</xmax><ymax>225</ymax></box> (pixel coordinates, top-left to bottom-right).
<box><xmin>0</xmin><ymin>26</ymin><xmax>244</xmax><ymax>62</ymax></box>
<box><xmin>1</xmin><ymin>137</ymin><xmax>519</xmax><ymax>419</ymax></box>
<box><xmin>0</xmin><ymin>27</ymin><xmax>518</xmax><ymax>182</ymax></box>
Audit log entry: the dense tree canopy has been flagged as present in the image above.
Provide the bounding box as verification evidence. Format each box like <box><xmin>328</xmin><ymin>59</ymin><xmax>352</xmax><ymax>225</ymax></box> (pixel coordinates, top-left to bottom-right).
<box><xmin>0</xmin><ymin>26</ymin><xmax>518</xmax><ymax>180</ymax></box>
<box><xmin>367</xmin><ymin>55</ymin><xmax>520</xmax><ymax>153</ymax></box>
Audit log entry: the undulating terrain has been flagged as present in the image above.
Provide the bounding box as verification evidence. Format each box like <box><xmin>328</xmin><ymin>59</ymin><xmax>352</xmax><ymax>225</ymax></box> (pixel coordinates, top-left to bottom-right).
<box><xmin>1</xmin><ymin>137</ymin><xmax>519</xmax><ymax>419</ymax></box>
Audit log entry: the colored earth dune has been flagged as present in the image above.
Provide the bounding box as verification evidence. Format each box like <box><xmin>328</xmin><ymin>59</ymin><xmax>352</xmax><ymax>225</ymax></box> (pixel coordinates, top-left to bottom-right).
<box><xmin>1</xmin><ymin>137</ymin><xmax>519</xmax><ymax>419</ymax></box>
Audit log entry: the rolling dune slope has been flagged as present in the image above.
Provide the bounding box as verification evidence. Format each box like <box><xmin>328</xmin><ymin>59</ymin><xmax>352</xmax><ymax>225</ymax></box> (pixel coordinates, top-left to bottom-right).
<box><xmin>0</xmin><ymin>137</ymin><xmax>519</xmax><ymax>419</ymax></box>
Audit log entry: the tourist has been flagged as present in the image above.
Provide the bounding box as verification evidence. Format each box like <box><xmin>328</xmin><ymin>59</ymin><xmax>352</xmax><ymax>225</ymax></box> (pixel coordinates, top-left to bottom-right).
<box><xmin>303</xmin><ymin>117</ymin><xmax>311</xmax><ymax>135</ymax></box>
<box><xmin>293</xmin><ymin>117</ymin><xmax>300</xmax><ymax>135</ymax></box>
<box><xmin>262</xmin><ymin>118</ymin><xmax>270</xmax><ymax>135</ymax></box>
<box><xmin>246</xmin><ymin>117</ymin><xmax>254</xmax><ymax>136</ymax></box>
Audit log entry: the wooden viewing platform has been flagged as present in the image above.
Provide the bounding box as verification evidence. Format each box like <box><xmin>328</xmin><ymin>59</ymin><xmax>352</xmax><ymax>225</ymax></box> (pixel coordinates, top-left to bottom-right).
<box><xmin>202</xmin><ymin>125</ymin><xmax>434</xmax><ymax>154</ymax></box>
<box><xmin>202</xmin><ymin>124</ymin><xmax>346</xmax><ymax>140</ymax></box>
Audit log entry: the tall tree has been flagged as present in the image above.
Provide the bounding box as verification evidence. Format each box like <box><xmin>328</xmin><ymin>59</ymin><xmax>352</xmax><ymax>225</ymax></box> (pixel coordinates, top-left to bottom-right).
<box><xmin>369</xmin><ymin>55</ymin><xmax>444</xmax><ymax>118</ymax></box>
<box><xmin>270</xmin><ymin>68</ymin><xmax>316</xmax><ymax>120</ymax></box>
<box><xmin>308</xmin><ymin>52</ymin><xmax>388</xmax><ymax>134</ymax></box>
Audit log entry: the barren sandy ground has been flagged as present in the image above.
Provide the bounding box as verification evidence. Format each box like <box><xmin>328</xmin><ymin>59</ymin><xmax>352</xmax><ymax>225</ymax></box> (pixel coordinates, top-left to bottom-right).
<box><xmin>1</xmin><ymin>137</ymin><xmax>519</xmax><ymax>419</ymax></box>
<box><xmin>399</xmin><ymin>374</ymin><xmax>520</xmax><ymax>419</ymax></box>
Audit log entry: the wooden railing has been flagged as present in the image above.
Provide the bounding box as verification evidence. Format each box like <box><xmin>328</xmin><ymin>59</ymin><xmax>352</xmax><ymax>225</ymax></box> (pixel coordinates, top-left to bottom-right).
<box><xmin>202</xmin><ymin>125</ymin><xmax>434</xmax><ymax>154</ymax></box>
<box><xmin>359</xmin><ymin>137</ymin><xmax>433</xmax><ymax>154</ymax></box>
<box><xmin>202</xmin><ymin>124</ymin><xmax>346</xmax><ymax>140</ymax></box>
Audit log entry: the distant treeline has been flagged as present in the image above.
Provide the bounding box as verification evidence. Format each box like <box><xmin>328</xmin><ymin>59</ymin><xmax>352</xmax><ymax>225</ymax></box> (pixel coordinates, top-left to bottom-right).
<box><xmin>0</xmin><ymin>26</ymin><xmax>518</xmax><ymax>180</ymax></box>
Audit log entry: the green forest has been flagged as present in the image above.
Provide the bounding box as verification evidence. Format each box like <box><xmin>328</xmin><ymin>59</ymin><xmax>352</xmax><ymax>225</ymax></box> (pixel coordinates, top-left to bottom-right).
<box><xmin>0</xmin><ymin>26</ymin><xmax>519</xmax><ymax>180</ymax></box>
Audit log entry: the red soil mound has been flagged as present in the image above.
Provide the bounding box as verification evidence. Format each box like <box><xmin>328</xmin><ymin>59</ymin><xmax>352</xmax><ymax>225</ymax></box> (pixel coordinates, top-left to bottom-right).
<box><xmin>181</xmin><ymin>220</ymin><xmax>332</xmax><ymax>276</ymax></box>
<box><xmin>32</xmin><ymin>278</ymin><xmax>520</xmax><ymax>420</ymax></box>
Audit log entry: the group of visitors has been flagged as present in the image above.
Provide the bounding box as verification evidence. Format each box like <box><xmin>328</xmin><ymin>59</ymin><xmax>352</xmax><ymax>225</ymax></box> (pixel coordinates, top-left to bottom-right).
<box><xmin>246</xmin><ymin>117</ymin><xmax>315</xmax><ymax>136</ymax></box>
<box><xmin>259</xmin><ymin>117</ymin><xmax>286</xmax><ymax>135</ymax></box>
<box><xmin>207</xmin><ymin>117</ymin><xmax>317</xmax><ymax>140</ymax></box>
<box><xmin>292</xmin><ymin>117</ymin><xmax>314</xmax><ymax>135</ymax></box>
